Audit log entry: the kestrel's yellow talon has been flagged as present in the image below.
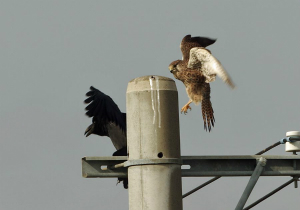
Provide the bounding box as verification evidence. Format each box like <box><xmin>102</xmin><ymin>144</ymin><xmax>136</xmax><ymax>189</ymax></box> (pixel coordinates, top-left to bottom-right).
<box><xmin>181</xmin><ymin>104</ymin><xmax>192</xmax><ymax>114</ymax></box>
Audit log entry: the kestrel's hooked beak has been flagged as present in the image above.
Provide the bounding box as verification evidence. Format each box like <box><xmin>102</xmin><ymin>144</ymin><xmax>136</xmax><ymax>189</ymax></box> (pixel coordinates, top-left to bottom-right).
<box><xmin>169</xmin><ymin>60</ymin><xmax>180</xmax><ymax>74</ymax></box>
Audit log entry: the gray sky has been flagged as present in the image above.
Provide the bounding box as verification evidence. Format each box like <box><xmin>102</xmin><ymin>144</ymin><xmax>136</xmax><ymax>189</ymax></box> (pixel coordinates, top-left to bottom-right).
<box><xmin>1</xmin><ymin>1</ymin><xmax>300</xmax><ymax>209</ymax></box>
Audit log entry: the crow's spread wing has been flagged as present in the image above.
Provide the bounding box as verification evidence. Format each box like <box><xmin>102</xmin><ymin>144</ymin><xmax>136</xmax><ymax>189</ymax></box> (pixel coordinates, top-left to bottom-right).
<box><xmin>84</xmin><ymin>86</ymin><xmax>127</xmax><ymax>150</ymax></box>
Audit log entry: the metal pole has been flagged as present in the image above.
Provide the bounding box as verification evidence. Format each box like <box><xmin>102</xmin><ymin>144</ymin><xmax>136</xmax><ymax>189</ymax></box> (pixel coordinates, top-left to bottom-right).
<box><xmin>126</xmin><ymin>76</ymin><xmax>183</xmax><ymax>210</ymax></box>
<box><xmin>182</xmin><ymin>176</ymin><xmax>221</xmax><ymax>198</ymax></box>
<box><xmin>243</xmin><ymin>178</ymin><xmax>295</xmax><ymax>210</ymax></box>
<box><xmin>235</xmin><ymin>157</ymin><xmax>267</xmax><ymax>210</ymax></box>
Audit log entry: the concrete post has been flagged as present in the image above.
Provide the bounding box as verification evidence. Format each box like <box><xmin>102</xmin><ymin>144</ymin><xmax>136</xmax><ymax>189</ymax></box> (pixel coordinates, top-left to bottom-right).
<box><xmin>126</xmin><ymin>75</ymin><xmax>183</xmax><ymax>210</ymax></box>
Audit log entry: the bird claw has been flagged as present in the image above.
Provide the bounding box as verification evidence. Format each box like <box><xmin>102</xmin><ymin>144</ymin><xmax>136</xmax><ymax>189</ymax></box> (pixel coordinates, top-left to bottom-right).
<box><xmin>181</xmin><ymin>104</ymin><xmax>192</xmax><ymax>114</ymax></box>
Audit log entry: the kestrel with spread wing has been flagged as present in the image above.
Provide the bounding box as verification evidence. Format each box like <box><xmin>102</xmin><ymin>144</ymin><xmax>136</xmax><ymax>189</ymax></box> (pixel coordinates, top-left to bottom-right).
<box><xmin>169</xmin><ymin>35</ymin><xmax>235</xmax><ymax>131</ymax></box>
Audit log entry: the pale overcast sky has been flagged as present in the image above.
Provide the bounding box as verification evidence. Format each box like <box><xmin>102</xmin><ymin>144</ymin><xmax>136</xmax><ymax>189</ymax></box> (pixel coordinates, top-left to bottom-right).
<box><xmin>1</xmin><ymin>1</ymin><xmax>300</xmax><ymax>210</ymax></box>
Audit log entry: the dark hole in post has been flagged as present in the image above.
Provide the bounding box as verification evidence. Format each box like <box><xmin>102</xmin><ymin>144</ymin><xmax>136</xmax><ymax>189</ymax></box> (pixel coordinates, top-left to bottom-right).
<box><xmin>158</xmin><ymin>152</ymin><xmax>163</xmax><ymax>158</ymax></box>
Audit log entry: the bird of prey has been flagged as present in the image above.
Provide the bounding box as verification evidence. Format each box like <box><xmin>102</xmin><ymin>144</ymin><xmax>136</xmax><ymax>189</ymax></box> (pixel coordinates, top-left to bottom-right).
<box><xmin>169</xmin><ymin>35</ymin><xmax>235</xmax><ymax>131</ymax></box>
<box><xmin>84</xmin><ymin>86</ymin><xmax>128</xmax><ymax>188</ymax></box>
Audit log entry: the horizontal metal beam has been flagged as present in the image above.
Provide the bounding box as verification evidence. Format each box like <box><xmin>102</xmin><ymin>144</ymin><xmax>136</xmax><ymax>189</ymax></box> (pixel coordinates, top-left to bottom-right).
<box><xmin>82</xmin><ymin>156</ymin><xmax>128</xmax><ymax>178</ymax></box>
<box><xmin>82</xmin><ymin>155</ymin><xmax>300</xmax><ymax>178</ymax></box>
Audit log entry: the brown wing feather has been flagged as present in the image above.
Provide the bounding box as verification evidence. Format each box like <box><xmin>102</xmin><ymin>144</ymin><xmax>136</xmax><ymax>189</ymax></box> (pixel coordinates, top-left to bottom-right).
<box><xmin>180</xmin><ymin>35</ymin><xmax>217</xmax><ymax>61</ymax></box>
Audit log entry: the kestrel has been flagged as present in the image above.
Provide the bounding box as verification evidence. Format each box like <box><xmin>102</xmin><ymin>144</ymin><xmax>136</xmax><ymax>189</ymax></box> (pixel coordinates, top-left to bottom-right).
<box><xmin>169</xmin><ymin>35</ymin><xmax>235</xmax><ymax>131</ymax></box>
<box><xmin>84</xmin><ymin>86</ymin><xmax>128</xmax><ymax>188</ymax></box>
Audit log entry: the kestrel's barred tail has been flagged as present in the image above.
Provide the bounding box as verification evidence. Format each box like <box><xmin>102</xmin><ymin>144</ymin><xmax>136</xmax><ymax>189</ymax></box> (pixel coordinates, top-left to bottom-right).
<box><xmin>201</xmin><ymin>84</ymin><xmax>215</xmax><ymax>132</ymax></box>
<box><xmin>202</xmin><ymin>98</ymin><xmax>215</xmax><ymax>132</ymax></box>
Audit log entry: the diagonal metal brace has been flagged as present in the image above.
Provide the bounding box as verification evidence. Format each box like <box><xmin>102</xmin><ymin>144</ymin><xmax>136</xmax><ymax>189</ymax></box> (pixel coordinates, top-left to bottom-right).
<box><xmin>235</xmin><ymin>157</ymin><xmax>267</xmax><ymax>210</ymax></box>
<box><xmin>243</xmin><ymin>177</ymin><xmax>299</xmax><ymax>210</ymax></box>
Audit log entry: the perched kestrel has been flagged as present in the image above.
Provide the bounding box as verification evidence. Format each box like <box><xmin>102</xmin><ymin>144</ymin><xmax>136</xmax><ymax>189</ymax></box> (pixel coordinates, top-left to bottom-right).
<box><xmin>169</xmin><ymin>35</ymin><xmax>235</xmax><ymax>131</ymax></box>
<box><xmin>84</xmin><ymin>86</ymin><xmax>128</xmax><ymax>188</ymax></box>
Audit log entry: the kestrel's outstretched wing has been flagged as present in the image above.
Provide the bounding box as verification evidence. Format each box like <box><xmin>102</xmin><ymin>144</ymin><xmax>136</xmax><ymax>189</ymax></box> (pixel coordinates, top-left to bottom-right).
<box><xmin>84</xmin><ymin>86</ymin><xmax>127</xmax><ymax>151</ymax></box>
<box><xmin>180</xmin><ymin>35</ymin><xmax>217</xmax><ymax>61</ymax></box>
<box><xmin>84</xmin><ymin>86</ymin><xmax>128</xmax><ymax>188</ymax></box>
<box><xmin>188</xmin><ymin>47</ymin><xmax>235</xmax><ymax>89</ymax></box>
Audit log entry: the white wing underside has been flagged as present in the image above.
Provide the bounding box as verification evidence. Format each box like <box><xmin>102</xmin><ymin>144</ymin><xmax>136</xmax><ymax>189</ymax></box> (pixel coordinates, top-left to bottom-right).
<box><xmin>188</xmin><ymin>47</ymin><xmax>235</xmax><ymax>89</ymax></box>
